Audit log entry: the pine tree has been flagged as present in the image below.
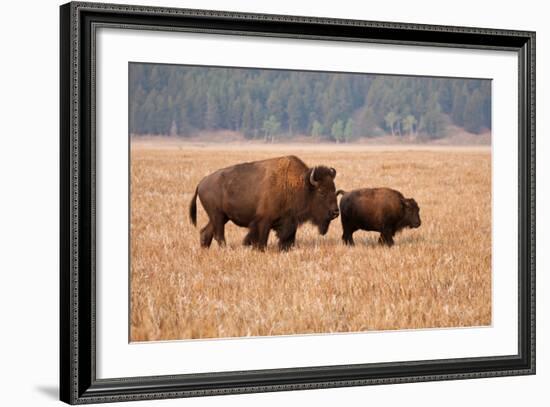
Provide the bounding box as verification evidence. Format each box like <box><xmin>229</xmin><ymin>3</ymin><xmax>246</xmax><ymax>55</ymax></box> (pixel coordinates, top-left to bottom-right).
<box><xmin>311</xmin><ymin>120</ymin><xmax>324</xmax><ymax>138</ymax></box>
<box><xmin>355</xmin><ymin>107</ymin><xmax>377</xmax><ymax>137</ymax></box>
<box><xmin>205</xmin><ymin>91</ymin><xmax>220</xmax><ymax>129</ymax></box>
<box><xmin>241</xmin><ymin>101</ymin><xmax>253</xmax><ymax>139</ymax></box>
<box><xmin>438</xmin><ymin>81</ymin><xmax>453</xmax><ymax>113</ymax></box>
<box><xmin>331</xmin><ymin>120</ymin><xmax>345</xmax><ymax>143</ymax></box>
<box><xmin>420</xmin><ymin>109</ymin><xmax>447</xmax><ymax>139</ymax></box>
<box><xmin>402</xmin><ymin>115</ymin><xmax>417</xmax><ymax>137</ymax></box>
<box><xmin>262</xmin><ymin>115</ymin><xmax>281</xmax><ymax>143</ymax></box>
<box><xmin>287</xmin><ymin>94</ymin><xmax>302</xmax><ymax>136</ymax></box>
<box><xmin>344</xmin><ymin>119</ymin><xmax>354</xmax><ymax>142</ymax></box>
<box><xmin>451</xmin><ymin>84</ymin><xmax>468</xmax><ymax>127</ymax></box>
<box><xmin>463</xmin><ymin>89</ymin><xmax>485</xmax><ymax>133</ymax></box>
<box><xmin>267</xmin><ymin>90</ymin><xmax>284</xmax><ymax>126</ymax></box>
<box><xmin>169</xmin><ymin>120</ymin><xmax>178</xmax><ymax>137</ymax></box>
<box><xmin>384</xmin><ymin>112</ymin><xmax>399</xmax><ymax>136</ymax></box>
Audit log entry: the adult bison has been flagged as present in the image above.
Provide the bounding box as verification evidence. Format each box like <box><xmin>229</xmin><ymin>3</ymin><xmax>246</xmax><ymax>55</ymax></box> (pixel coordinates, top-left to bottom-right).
<box><xmin>337</xmin><ymin>188</ymin><xmax>421</xmax><ymax>246</ymax></box>
<box><xmin>189</xmin><ymin>155</ymin><xmax>340</xmax><ymax>250</ymax></box>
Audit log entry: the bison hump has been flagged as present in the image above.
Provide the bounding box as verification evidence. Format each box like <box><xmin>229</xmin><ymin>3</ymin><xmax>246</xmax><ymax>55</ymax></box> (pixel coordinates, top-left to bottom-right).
<box><xmin>269</xmin><ymin>156</ymin><xmax>308</xmax><ymax>191</ymax></box>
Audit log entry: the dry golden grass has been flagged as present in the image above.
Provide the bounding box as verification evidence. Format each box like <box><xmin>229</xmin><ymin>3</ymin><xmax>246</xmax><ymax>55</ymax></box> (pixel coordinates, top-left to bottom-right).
<box><xmin>130</xmin><ymin>140</ymin><xmax>491</xmax><ymax>341</ymax></box>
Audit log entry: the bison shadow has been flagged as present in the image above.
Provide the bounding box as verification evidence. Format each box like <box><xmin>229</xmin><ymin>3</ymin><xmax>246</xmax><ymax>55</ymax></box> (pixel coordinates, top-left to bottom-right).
<box><xmin>292</xmin><ymin>233</ymin><xmax>425</xmax><ymax>249</ymax></box>
<box><xmin>358</xmin><ymin>232</ymin><xmax>426</xmax><ymax>247</ymax></box>
<box><xmin>203</xmin><ymin>232</ymin><xmax>425</xmax><ymax>251</ymax></box>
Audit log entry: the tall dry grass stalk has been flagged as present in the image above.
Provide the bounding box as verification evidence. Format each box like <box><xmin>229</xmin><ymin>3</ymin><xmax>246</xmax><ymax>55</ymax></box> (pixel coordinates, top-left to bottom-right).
<box><xmin>130</xmin><ymin>141</ymin><xmax>491</xmax><ymax>341</ymax></box>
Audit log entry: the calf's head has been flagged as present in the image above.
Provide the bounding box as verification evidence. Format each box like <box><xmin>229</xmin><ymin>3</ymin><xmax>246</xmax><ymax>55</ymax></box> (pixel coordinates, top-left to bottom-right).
<box><xmin>403</xmin><ymin>198</ymin><xmax>421</xmax><ymax>228</ymax></box>
<box><xmin>307</xmin><ymin>166</ymin><xmax>339</xmax><ymax>235</ymax></box>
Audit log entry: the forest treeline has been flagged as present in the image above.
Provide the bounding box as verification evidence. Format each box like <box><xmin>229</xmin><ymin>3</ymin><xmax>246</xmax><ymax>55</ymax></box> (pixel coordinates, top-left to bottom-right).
<box><xmin>129</xmin><ymin>63</ymin><xmax>491</xmax><ymax>141</ymax></box>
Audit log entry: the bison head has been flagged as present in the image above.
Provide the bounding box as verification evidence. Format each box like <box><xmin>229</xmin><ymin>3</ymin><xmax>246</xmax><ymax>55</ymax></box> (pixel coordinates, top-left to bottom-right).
<box><xmin>307</xmin><ymin>166</ymin><xmax>339</xmax><ymax>235</ymax></box>
<box><xmin>403</xmin><ymin>198</ymin><xmax>421</xmax><ymax>228</ymax></box>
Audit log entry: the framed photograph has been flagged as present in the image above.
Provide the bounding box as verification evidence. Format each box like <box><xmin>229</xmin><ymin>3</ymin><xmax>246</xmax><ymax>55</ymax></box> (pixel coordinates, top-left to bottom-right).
<box><xmin>60</xmin><ymin>1</ymin><xmax>535</xmax><ymax>404</ymax></box>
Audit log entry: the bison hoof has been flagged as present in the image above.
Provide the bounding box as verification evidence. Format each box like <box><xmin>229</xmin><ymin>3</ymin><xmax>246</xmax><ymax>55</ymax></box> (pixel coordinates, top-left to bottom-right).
<box><xmin>342</xmin><ymin>236</ymin><xmax>354</xmax><ymax>246</ymax></box>
<box><xmin>278</xmin><ymin>242</ymin><xmax>294</xmax><ymax>251</ymax></box>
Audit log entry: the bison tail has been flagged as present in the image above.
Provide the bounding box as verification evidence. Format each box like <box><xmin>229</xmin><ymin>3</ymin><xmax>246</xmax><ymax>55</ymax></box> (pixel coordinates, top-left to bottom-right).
<box><xmin>336</xmin><ymin>190</ymin><xmax>346</xmax><ymax>197</ymax></box>
<box><xmin>189</xmin><ymin>187</ymin><xmax>198</xmax><ymax>227</ymax></box>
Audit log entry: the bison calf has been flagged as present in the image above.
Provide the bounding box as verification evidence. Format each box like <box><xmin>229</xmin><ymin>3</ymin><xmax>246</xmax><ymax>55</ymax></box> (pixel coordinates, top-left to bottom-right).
<box><xmin>337</xmin><ymin>188</ymin><xmax>421</xmax><ymax>246</ymax></box>
<box><xmin>189</xmin><ymin>155</ymin><xmax>340</xmax><ymax>251</ymax></box>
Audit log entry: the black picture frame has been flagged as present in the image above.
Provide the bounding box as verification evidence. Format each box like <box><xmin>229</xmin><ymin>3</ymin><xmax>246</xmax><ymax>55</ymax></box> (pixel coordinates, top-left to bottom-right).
<box><xmin>60</xmin><ymin>1</ymin><xmax>536</xmax><ymax>404</ymax></box>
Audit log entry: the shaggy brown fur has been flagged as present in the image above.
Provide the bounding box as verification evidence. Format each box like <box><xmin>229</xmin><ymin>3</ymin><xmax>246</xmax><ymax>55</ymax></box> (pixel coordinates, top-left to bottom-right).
<box><xmin>337</xmin><ymin>188</ymin><xmax>421</xmax><ymax>246</ymax></box>
<box><xmin>190</xmin><ymin>155</ymin><xmax>339</xmax><ymax>250</ymax></box>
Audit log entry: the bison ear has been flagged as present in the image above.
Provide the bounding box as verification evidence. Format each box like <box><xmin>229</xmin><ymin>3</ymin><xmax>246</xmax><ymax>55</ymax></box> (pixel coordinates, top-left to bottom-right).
<box><xmin>330</xmin><ymin>167</ymin><xmax>337</xmax><ymax>178</ymax></box>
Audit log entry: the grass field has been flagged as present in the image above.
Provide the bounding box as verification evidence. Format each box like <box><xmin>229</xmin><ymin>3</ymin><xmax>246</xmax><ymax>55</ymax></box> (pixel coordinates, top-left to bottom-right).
<box><xmin>130</xmin><ymin>140</ymin><xmax>492</xmax><ymax>341</ymax></box>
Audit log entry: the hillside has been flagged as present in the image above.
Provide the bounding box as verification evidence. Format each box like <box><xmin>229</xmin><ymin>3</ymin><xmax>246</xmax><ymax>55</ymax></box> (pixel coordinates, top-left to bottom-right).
<box><xmin>130</xmin><ymin>63</ymin><xmax>491</xmax><ymax>143</ymax></box>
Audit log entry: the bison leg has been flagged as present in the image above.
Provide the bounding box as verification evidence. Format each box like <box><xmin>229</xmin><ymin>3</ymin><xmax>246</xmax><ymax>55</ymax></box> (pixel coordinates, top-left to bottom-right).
<box><xmin>254</xmin><ymin>220</ymin><xmax>272</xmax><ymax>251</ymax></box>
<box><xmin>243</xmin><ymin>220</ymin><xmax>270</xmax><ymax>250</ymax></box>
<box><xmin>379</xmin><ymin>229</ymin><xmax>395</xmax><ymax>246</ymax></box>
<box><xmin>213</xmin><ymin>215</ymin><xmax>227</xmax><ymax>247</ymax></box>
<box><xmin>341</xmin><ymin>223</ymin><xmax>355</xmax><ymax>245</ymax></box>
<box><xmin>342</xmin><ymin>232</ymin><xmax>355</xmax><ymax>246</ymax></box>
<box><xmin>200</xmin><ymin>222</ymin><xmax>214</xmax><ymax>248</ymax></box>
<box><xmin>278</xmin><ymin>230</ymin><xmax>297</xmax><ymax>251</ymax></box>
<box><xmin>276</xmin><ymin>222</ymin><xmax>297</xmax><ymax>251</ymax></box>
<box><xmin>243</xmin><ymin>230</ymin><xmax>256</xmax><ymax>246</ymax></box>
<box><xmin>340</xmin><ymin>214</ymin><xmax>355</xmax><ymax>245</ymax></box>
<box><xmin>243</xmin><ymin>220</ymin><xmax>260</xmax><ymax>247</ymax></box>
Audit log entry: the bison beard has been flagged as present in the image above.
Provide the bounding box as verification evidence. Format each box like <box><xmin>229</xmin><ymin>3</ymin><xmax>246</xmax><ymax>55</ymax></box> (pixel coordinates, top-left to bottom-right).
<box><xmin>317</xmin><ymin>217</ymin><xmax>332</xmax><ymax>236</ymax></box>
<box><xmin>189</xmin><ymin>155</ymin><xmax>339</xmax><ymax>251</ymax></box>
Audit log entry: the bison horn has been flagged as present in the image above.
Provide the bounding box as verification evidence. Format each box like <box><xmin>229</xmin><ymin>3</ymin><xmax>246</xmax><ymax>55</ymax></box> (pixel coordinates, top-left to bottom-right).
<box><xmin>309</xmin><ymin>167</ymin><xmax>319</xmax><ymax>187</ymax></box>
<box><xmin>330</xmin><ymin>167</ymin><xmax>336</xmax><ymax>178</ymax></box>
